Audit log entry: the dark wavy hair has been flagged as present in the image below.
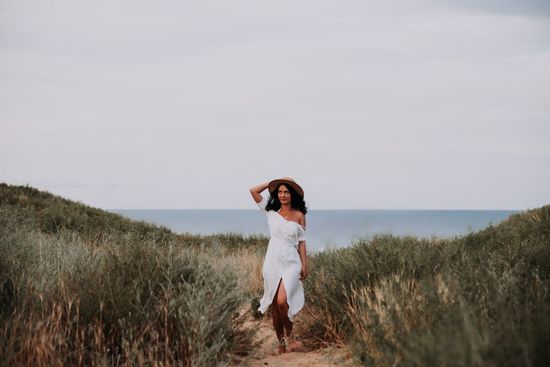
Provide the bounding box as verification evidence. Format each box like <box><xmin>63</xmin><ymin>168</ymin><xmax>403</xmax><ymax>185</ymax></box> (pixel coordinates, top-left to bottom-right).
<box><xmin>265</xmin><ymin>183</ymin><xmax>308</xmax><ymax>214</ymax></box>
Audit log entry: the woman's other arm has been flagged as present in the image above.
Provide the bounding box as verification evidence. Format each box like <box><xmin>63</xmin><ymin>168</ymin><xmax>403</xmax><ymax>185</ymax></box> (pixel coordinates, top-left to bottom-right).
<box><xmin>298</xmin><ymin>215</ymin><xmax>308</xmax><ymax>280</ymax></box>
<box><xmin>298</xmin><ymin>241</ymin><xmax>308</xmax><ymax>280</ymax></box>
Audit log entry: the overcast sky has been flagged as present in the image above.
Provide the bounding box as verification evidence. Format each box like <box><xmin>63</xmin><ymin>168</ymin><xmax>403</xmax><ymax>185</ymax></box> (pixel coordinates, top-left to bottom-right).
<box><xmin>1</xmin><ymin>0</ymin><xmax>549</xmax><ymax>209</ymax></box>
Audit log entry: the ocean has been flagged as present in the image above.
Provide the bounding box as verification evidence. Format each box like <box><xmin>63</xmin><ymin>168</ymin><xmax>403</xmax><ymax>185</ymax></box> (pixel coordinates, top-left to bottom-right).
<box><xmin>108</xmin><ymin>209</ymin><xmax>518</xmax><ymax>252</ymax></box>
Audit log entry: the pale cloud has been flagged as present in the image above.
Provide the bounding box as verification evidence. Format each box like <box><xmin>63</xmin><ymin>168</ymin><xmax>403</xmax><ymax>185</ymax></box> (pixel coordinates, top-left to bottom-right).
<box><xmin>438</xmin><ymin>0</ymin><xmax>550</xmax><ymax>16</ymax></box>
<box><xmin>1</xmin><ymin>0</ymin><xmax>549</xmax><ymax>209</ymax></box>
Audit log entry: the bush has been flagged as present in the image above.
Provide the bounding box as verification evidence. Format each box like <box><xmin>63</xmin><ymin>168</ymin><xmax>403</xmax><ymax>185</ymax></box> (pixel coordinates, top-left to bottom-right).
<box><xmin>0</xmin><ymin>200</ymin><xmax>256</xmax><ymax>366</ymax></box>
<box><xmin>305</xmin><ymin>205</ymin><xmax>550</xmax><ymax>366</ymax></box>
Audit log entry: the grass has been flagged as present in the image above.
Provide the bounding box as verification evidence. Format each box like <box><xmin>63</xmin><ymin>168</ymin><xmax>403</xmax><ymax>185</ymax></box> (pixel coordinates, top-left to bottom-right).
<box><xmin>1</xmin><ymin>182</ymin><xmax>549</xmax><ymax>366</ymax></box>
<box><xmin>0</xmin><ymin>184</ymin><xmax>265</xmax><ymax>366</ymax></box>
<box><xmin>304</xmin><ymin>207</ymin><xmax>550</xmax><ymax>366</ymax></box>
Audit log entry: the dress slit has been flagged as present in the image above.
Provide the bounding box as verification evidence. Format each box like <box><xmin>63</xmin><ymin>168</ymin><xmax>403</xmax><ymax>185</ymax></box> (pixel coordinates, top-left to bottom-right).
<box><xmin>271</xmin><ymin>276</ymin><xmax>288</xmax><ymax>307</ymax></box>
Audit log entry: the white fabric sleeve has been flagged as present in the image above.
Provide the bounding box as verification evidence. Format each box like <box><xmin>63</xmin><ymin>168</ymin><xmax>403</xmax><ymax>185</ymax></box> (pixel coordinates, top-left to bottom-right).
<box><xmin>298</xmin><ymin>227</ymin><xmax>306</xmax><ymax>242</ymax></box>
<box><xmin>256</xmin><ymin>195</ymin><xmax>268</xmax><ymax>211</ymax></box>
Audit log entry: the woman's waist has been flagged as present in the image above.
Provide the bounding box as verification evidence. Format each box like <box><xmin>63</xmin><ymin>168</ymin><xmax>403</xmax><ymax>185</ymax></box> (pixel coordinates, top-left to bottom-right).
<box><xmin>271</xmin><ymin>234</ymin><xmax>298</xmax><ymax>247</ymax></box>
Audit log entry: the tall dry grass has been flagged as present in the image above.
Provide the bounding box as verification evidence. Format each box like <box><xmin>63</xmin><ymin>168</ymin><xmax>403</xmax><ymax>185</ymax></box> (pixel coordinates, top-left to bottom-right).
<box><xmin>303</xmin><ymin>206</ymin><xmax>550</xmax><ymax>366</ymax></box>
<box><xmin>0</xmin><ymin>184</ymin><xmax>267</xmax><ymax>366</ymax></box>
<box><xmin>2</xmin><ymin>182</ymin><xmax>549</xmax><ymax>366</ymax></box>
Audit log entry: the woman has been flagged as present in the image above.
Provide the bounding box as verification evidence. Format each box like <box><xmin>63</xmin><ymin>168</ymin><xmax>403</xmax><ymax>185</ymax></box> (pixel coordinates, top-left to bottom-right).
<box><xmin>249</xmin><ymin>177</ymin><xmax>308</xmax><ymax>354</ymax></box>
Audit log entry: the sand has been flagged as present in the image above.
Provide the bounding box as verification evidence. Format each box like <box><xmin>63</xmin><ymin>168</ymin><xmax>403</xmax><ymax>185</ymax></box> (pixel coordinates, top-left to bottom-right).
<box><xmin>230</xmin><ymin>308</ymin><xmax>354</xmax><ymax>367</ymax></box>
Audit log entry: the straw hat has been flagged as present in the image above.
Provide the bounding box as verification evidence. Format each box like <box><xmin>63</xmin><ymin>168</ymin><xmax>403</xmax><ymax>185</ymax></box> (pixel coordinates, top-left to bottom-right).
<box><xmin>268</xmin><ymin>177</ymin><xmax>304</xmax><ymax>199</ymax></box>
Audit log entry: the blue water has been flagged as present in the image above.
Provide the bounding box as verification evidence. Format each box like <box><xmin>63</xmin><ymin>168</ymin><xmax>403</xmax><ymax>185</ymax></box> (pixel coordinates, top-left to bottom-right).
<box><xmin>109</xmin><ymin>209</ymin><xmax>518</xmax><ymax>252</ymax></box>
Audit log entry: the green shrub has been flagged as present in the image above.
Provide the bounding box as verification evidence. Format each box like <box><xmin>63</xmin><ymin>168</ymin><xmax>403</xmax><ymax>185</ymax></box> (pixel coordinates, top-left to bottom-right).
<box><xmin>0</xmin><ymin>185</ymin><xmax>258</xmax><ymax>366</ymax></box>
<box><xmin>305</xmin><ymin>205</ymin><xmax>550</xmax><ymax>366</ymax></box>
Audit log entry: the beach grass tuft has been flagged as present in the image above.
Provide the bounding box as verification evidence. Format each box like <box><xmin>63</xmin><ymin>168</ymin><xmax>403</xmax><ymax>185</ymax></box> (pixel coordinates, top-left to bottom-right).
<box><xmin>1</xmin><ymin>182</ymin><xmax>548</xmax><ymax>366</ymax></box>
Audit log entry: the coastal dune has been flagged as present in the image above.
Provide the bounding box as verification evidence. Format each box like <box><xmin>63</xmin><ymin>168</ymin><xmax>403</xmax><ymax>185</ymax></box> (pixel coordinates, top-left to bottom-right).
<box><xmin>1</xmin><ymin>182</ymin><xmax>548</xmax><ymax>366</ymax></box>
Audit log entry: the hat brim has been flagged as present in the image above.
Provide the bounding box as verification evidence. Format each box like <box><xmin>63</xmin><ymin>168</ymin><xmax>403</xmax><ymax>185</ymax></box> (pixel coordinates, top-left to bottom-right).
<box><xmin>268</xmin><ymin>179</ymin><xmax>304</xmax><ymax>198</ymax></box>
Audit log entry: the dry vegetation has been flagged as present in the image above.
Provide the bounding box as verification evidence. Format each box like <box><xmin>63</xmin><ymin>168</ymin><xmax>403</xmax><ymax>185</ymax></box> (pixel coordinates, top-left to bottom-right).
<box><xmin>1</xmin><ymin>182</ymin><xmax>549</xmax><ymax>366</ymax></box>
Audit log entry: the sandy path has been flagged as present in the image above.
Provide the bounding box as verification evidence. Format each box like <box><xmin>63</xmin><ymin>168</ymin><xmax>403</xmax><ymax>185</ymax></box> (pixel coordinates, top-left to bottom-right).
<box><xmin>231</xmin><ymin>310</ymin><xmax>353</xmax><ymax>367</ymax></box>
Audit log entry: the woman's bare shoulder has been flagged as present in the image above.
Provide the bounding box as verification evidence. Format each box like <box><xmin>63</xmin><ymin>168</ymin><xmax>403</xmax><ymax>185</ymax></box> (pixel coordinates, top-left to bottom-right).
<box><xmin>297</xmin><ymin>211</ymin><xmax>306</xmax><ymax>227</ymax></box>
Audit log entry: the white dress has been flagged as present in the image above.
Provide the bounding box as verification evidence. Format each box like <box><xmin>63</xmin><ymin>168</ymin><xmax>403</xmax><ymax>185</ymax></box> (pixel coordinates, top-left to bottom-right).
<box><xmin>256</xmin><ymin>195</ymin><xmax>306</xmax><ymax>322</ymax></box>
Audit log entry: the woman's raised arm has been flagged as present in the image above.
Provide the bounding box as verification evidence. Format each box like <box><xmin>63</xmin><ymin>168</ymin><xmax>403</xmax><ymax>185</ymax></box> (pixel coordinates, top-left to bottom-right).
<box><xmin>249</xmin><ymin>181</ymin><xmax>270</xmax><ymax>203</ymax></box>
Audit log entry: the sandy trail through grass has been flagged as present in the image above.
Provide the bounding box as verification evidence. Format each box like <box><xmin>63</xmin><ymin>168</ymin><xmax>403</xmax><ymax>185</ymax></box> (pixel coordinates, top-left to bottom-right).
<box><xmin>231</xmin><ymin>308</ymin><xmax>352</xmax><ymax>367</ymax></box>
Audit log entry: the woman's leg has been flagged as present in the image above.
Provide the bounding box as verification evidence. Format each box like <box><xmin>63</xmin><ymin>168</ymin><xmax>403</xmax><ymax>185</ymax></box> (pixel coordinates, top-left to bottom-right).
<box><xmin>276</xmin><ymin>278</ymin><xmax>303</xmax><ymax>351</ymax></box>
<box><xmin>271</xmin><ymin>281</ymin><xmax>284</xmax><ymax>342</ymax></box>
<box><xmin>275</xmin><ymin>279</ymin><xmax>293</xmax><ymax>338</ymax></box>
